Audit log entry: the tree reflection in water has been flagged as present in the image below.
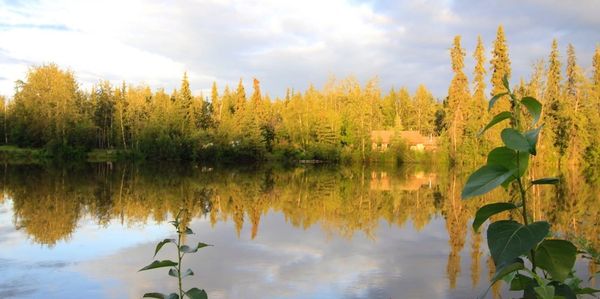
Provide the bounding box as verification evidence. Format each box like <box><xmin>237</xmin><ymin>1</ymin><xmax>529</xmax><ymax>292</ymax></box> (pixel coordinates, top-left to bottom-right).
<box><xmin>1</xmin><ymin>162</ymin><xmax>598</xmax><ymax>290</ymax></box>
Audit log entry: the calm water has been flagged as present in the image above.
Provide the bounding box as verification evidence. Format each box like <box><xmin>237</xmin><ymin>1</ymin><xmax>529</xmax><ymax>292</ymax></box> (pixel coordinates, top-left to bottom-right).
<box><xmin>0</xmin><ymin>163</ymin><xmax>598</xmax><ymax>299</ymax></box>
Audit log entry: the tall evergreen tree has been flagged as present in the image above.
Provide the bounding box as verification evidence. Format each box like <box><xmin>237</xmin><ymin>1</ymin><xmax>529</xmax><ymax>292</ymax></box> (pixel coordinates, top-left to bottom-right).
<box><xmin>594</xmin><ymin>45</ymin><xmax>600</xmax><ymax>90</ymax></box>
<box><xmin>235</xmin><ymin>79</ymin><xmax>246</xmax><ymax>114</ymax></box>
<box><xmin>250</xmin><ymin>78</ymin><xmax>261</xmax><ymax>106</ymax></box>
<box><xmin>466</xmin><ymin>35</ymin><xmax>490</xmax><ymax>160</ymax></box>
<box><xmin>178</xmin><ymin>72</ymin><xmax>195</xmax><ymax>132</ymax></box>
<box><xmin>473</xmin><ymin>35</ymin><xmax>487</xmax><ymax>110</ymax></box>
<box><xmin>490</xmin><ymin>26</ymin><xmax>511</xmax><ymax>113</ymax></box>
<box><xmin>445</xmin><ymin>36</ymin><xmax>470</xmax><ymax>162</ymax></box>
<box><xmin>211</xmin><ymin>81</ymin><xmax>221</xmax><ymax>122</ymax></box>
<box><xmin>545</xmin><ymin>39</ymin><xmax>569</xmax><ymax>162</ymax></box>
<box><xmin>583</xmin><ymin>45</ymin><xmax>600</xmax><ymax>166</ymax></box>
<box><xmin>564</xmin><ymin>44</ymin><xmax>589</xmax><ymax>164</ymax></box>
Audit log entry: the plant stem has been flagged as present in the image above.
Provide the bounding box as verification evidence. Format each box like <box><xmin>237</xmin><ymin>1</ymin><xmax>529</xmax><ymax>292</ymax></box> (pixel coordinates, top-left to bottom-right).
<box><xmin>516</xmin><ymin>177</ymin><xmax>528</xmax><ymax>225</ymax></box>
<box><xmin>517</xmin><ymin>176</ymin><xmax>536</xmax><ymax>271</ymax></box>
<box><xmin>178</xmin><ymin>226</ymin><xmax>183</xmax><ymax>298</ymax></box>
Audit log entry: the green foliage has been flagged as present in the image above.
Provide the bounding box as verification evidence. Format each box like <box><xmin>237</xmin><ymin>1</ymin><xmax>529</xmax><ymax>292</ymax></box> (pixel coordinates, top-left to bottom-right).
<box><xmin>472</xmin><ymin>202</ymin><xmax>517</xmax><ymax>232</ymax></box>
<box><xmin>4</xmin><ymin>38</ymin><xmax>600</xmax><ymax>167</ymax></box>
<box><xmin>535</xmin><ymin>240</ymin><xmax>577</xmax><ymax>282</ymax></box>
<box><xmin>487</xmin><ymin>220</ymin><xmax>549</xmax><ymax>267</ymax></box>
<box><xmin>139</xmin><ymin>209</ymin><xmax>210</xmax><ymax>299</ymax></box>
<box><xmin>462</xmin><ymin>75</ymin><xmax>599</xmax><ymax>298</ymax></box>
<box><xmin>479</xmin><ymin>111</ymin><xmax>512</xmax><ymax>136</ymax></box>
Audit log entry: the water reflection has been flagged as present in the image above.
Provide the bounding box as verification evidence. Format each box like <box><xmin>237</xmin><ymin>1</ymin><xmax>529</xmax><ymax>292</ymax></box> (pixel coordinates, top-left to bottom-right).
<box><xmin>0</xmin><ymin>163</ymin><xmax>598</xmax><ymax>298</ymax></box>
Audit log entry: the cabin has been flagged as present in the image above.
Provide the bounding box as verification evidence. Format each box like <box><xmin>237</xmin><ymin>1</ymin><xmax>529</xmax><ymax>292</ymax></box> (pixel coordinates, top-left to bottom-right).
<box><xmin>371</xmin><ymin>130</ymin><xmax>438</xmax><ymax>152</ymax></box>
<box><xmin>370</xmin><ymin>171</ymin><xmax>437</xmax><ymax>191</ymax></box>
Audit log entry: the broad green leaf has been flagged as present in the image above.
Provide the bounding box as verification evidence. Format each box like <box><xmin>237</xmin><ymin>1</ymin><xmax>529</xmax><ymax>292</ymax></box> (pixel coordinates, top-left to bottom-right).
<box><xmin>501</xmin><ymin>128</ymin><xmax>531</xmax><ymax>152</ymax></box>
<box><xmin>139</xmin><ymin>260</ymin><xmax>178</xmax><ymax>272</ymax></box>
<box><xmin>521</xmin><ymin>97</ymin><xmax>542</xmax><ymax>125</ymax></box>
<box><xmin>477</xmin><ymin>260</ymin><xmax>524</xmax><ymax>299</ymax></box>
<box><xmin>491</xmin><ymin>260</ymin><xmax>523</xmax><ymax>284</ymax></box>
<box><xmin>496</xmin><ymin>147</ymin><xmax>527</xmax><ymax>187</ymax></box>
<box><xmin>535</xmin><ymin>239</ymin><xmax>577</xmax><ymax>282</ymax></box>
<box><xmin>487</xmin><ymin>146</ymin><xmax>529</xmax><ymax>179</ymax></box>
<box><xmin>154</xmin><ymin>238</ymin><xmax>176</xmax><ymax>257</ymax></box>
<box><xmin>534</xmin><ymin>284</ymin><xmax>556</xmax><ymax>299</ymax></box>
<box><xmin>184</xmin><ymin>227</ymin><xmax>194</xmax><ymax>235</ymax></box>
<box><xmin>524</xmin><ymin>126</ymin><xmax>543</xmax><ymax>155</ymax></box>
<box><xmin>489</xmin><ymin>92</ymin><xmax>509</xmax><ymax>111</ymax></box>
<box><xmin>143</xmin><ymin>293</ymin><xmax>179</xmax><ymax>299</ymax></box>
<box><xmin>532</xmin><ymin>177</ymin><xmax>560</xmax><ymax>185</ymax></box>
<box><xmin>181</xmin><ymin>242</ymin><xmax>211</xmax><ymax>254</ymax></box>
<box><xmin>473</xmin><ymin>202</ymin><xmax>518</xmax><ymax>232</ymax></box>
<box><xmin>487</xmin><ymin>220</ymin><xmax>549</xmax><ymax>267</ymax></box>
<box><xmin>510</xmin><ymin>273</ymin><xmax>534</xmax><ymax>291</ymax></box>
<box><xmin>168</xmin><ymin>268</ymin><xmax>178</xmax><ymax>277</ymax></box>
<box><xmin>186</xmin><ymin>288</ymin><xmax>208</xmax><ymax>299</ymax></box>
<box><xmin>461</xmin><ymin>165</ymin><xmax>515</xmax><ymax>199</ymax></box>
<box><xmin>550</xmin><ymin>282</ymin><xmax>577</xmax><ymax>299</ymax></box>
<box><xmin>183</xmin><ymin>268</ymin><xmax>194</xmax><ymax>277</ymax></box>
<box><xmin>479</xmin><ymin>112</ymin><xmax>512</xmax><ymax>136</ymax></box>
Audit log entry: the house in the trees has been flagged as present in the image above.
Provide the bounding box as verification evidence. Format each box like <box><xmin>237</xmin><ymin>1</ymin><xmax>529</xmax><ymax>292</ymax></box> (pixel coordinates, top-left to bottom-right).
<box><xmin>370</xmin><ymin>171</ymin><xmax>437</xmax><ymax>191</ymax></box>
<box><xmin>370</xmin><ymin>130</ymin><xmax>438</xmax><ymax>152</ymax></box>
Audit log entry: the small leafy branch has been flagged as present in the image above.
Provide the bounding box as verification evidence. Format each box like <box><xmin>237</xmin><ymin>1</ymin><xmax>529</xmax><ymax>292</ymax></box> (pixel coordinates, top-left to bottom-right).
<box><xmin>139</xmin><ymin>209</ymin><xmax>211</xmax><ymax>299</ymax></box>
<box><xmin>462</xmin><ymin>76</ymin><xmax>600</xmax><ymax>298</ymax></box>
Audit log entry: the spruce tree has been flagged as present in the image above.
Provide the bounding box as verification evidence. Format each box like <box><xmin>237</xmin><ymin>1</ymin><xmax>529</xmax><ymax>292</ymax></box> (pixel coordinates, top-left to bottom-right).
<box><xmin>446</xmin><ymin>35</ymin><xmax>470</xmax><ymax>162</ymax></box>
<box><xmin>583</xmin><ymin>45</ymin><xmax>600</xmax><ymax>165</ymax></box>
<box><xmin>490</xmin><ymin>26</ymin><xmax>511</xmax><ymax>113</ymax></box>
<box><xmin>594</xmin><ymin>45</ymin><xmax>600</xmax><ymax>90</ymax></box>
<box><xmin>545</xmin><ymin>39</ymin><xmax>569</xmax><ymax>162</ymax></box>
<box><xmin>178</xmin><ymin>72</ymin><xmax>195</xmax><ymax>132</ymax></box>
<box><xmin>473</xmin><ymin>35</ymin><xmax>487</xmax><ymax>111</ymax></box>
<box><xmin>469</xmin><ymin>35</ymin><xmax>489</xmax><ymax>158</ymax></box>
<box><xmin>211</xmin><ymin>81</ymin><xmax>221</xmax><ymax>122</ymax></box>
<box><xmin>235</xmin><ymin>79</ymin><xmax>246</xmax><ymax>114</ymax></box>
<box><xmin>564</xmin><ymin>44</ymin><xmax>589</xmax><ymax>164</ymax></box>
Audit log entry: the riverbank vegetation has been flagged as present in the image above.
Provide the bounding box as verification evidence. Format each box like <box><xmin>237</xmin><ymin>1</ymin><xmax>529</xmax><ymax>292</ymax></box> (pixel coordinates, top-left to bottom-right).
<box><xmin>0</xmin><ymin>26</ymin><xmax>598</xmax><ymax>168</ymax></box>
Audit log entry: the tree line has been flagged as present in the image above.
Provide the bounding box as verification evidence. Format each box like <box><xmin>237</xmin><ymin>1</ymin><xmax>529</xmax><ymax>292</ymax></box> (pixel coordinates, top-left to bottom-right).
<box><xmin>0</xmin><ymin>25</ymin><xmax>598</xmax><ymax>166</ymax></box>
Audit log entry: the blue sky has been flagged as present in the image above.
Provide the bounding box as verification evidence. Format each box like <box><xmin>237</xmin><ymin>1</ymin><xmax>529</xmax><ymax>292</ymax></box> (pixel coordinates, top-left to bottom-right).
<box><xmin>0</xmin><ymin>0</ymin><xmax>599</xmax><ymax>98</ymax></box>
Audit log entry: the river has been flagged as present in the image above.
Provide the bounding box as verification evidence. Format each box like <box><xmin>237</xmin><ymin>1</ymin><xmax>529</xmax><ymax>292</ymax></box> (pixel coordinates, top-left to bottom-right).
<box><xmin>0</xmin><ymin>163</ymin><xmax>598</xmax><ymax>298</ymax></box>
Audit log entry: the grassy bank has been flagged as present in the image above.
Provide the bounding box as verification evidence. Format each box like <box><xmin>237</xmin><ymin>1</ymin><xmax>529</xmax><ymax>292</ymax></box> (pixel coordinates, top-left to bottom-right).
<box><xmin>0</xmin><ymin>146</ymin><xmax>136</xmax><ymax>164</ymax></box>
<box><xmin>0</xmin><ymin>145</ymin><xmax>433</xmax><ymax>165</ymax></box>
<box><xmin>0</xmin><ymin>145</ymin><xmax>45</xmax><ymax>164</ymax></box>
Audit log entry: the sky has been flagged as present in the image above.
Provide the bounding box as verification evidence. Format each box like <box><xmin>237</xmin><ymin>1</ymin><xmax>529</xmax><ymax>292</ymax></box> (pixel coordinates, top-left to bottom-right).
<box><xmin>0</xmin><ymin>0</ymin><xmax>599</xmax><ymax>99</ymax></box>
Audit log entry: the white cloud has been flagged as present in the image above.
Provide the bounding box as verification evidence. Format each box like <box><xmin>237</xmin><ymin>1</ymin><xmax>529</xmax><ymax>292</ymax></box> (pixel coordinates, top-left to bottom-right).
<box><xmin>0</xmin><ymin>0</ymin><xmax>599</xmax><ymax>98</ymax></box>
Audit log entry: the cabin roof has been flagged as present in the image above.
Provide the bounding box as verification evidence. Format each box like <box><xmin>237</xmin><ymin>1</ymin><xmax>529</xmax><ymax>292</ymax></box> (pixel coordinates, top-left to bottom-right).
<box><xmin>370</xmin><ymin>130</ymin><xmax>437</xmax><ymax>146</ymax></box>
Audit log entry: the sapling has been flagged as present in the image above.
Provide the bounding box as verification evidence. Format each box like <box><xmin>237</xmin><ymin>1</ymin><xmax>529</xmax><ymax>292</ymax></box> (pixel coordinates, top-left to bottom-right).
<box><xmin>139</xmin><ymin>209</ymin><xmax>211</xmax><ymax>299</ymax></box>
<box><xmin>462</xmin><ymin>75</ymin><xmax>600</xmax><ymax>298</ymax></box>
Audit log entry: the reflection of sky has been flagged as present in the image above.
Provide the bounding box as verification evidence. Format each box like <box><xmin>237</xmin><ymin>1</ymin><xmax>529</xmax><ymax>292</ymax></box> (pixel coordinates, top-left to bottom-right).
<box><xmin>0</xmin><ymin>198</ymin><xmax>172</xmax><ymax>261</ymax></box>
<box><xmin>0</xmin><ymin>198</ymin><xmax>594</xmax><ymax>299</ymax></box>
<box><xmin>0</xmin><ymin>199</ymin><xmax>172</xmax><ymax>298</ymax></box>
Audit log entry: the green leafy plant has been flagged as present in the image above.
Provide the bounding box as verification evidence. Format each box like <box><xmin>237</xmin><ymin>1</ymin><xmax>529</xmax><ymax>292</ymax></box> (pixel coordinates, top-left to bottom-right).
<box><xmin>139</xmin><ymin>209</ymin><xmax>211</xmax><ymax>299</ymax></box>
<box><xmin>462</xmin><ymin>76</ymin><xmax>600</xmax><ymax>298</ymax></box>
